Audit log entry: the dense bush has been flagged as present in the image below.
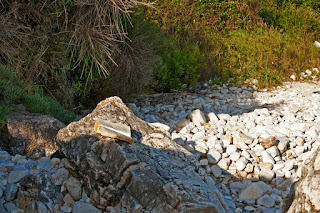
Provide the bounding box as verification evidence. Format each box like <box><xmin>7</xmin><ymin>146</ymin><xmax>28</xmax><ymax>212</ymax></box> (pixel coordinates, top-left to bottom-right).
<box><xmin>0</xmin><ymin>0</ymin><xmax>150</xmax><ymax>108</ymax></box>
<box><xmin>152</xmin><ymin>46</ymin><xmax>201</xmax><ymax>92</ymax></box>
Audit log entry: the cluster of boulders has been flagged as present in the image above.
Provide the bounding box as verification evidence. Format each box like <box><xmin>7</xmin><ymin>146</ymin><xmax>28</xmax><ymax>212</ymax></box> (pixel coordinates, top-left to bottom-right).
<box><xmin>0</xmin><ymin>150</ymin><xmax>102</xmax><ymax>213</ymax></box>
<box><xmin>128</xmin><ymin>82</ymin><xmax>320</xmax><ymax>212</ymax></box>
<box><xmin>1</xmin><ymin>81</ymin><xmax>320</xmax><ymax>212</ymax></box>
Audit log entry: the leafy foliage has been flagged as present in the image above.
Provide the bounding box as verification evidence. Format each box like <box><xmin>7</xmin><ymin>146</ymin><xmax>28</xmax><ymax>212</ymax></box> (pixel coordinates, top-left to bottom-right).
<box><xmin>152</xmin><ymin>46</ymin><xmax>201</xmax><ymax>92</ymax></box>
<box><xmin>150</xmin><ymin>0</ymin><xmax>320</xmax><ymax>88</ymax></box>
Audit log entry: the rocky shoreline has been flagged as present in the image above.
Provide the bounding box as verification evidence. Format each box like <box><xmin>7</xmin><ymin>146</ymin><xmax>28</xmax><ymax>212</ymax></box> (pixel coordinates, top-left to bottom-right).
<box><xmin>1</xmin><ymin>81</ymin><xmax>320</xmax><ymax>212</ymax></box>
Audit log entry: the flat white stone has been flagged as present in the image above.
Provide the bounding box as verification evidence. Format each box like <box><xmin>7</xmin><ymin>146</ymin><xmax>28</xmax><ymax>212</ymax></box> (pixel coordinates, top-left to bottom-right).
<box><xmin>236</xmin><ymin>157</ymin><xmax>248</xmax><ymax>171</ymax></box>
<box><xmin>261</xmin><ymin>151</ymin><xmax>275</xmax><ymax>165</ymax></box>
<box><xmin>229</xmin><ymin>152</ymin><xmax>241</xmax><ymax>162</ymax></box>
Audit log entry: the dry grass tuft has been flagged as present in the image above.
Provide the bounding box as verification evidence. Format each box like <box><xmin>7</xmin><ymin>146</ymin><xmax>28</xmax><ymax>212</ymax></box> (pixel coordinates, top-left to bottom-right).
<box><xmin>0</xmin><ymin>0</ymin><xmax>152</xmax><ymax>107</ymax></box>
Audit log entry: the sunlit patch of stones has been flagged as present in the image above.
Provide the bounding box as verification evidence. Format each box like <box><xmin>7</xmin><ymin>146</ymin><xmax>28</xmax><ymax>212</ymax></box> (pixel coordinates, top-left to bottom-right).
<box><xmin>130</xmin><ymin>82</ymin><xmax>320</xmax><ymax>212</ymax></box>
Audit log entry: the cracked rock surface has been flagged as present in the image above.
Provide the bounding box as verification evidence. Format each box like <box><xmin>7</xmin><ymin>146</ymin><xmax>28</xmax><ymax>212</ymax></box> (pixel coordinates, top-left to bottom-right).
<box><xmin>56</xmin><ymin>96</ymin><xmax>229</xmax><ymax>213</ymax></box>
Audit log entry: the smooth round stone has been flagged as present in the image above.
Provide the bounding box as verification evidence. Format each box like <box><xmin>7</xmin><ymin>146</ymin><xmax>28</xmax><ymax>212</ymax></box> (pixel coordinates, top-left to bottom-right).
<box><xmin>37</xmin><ymin>160</ymin><xmax>54</xmax><ymax>172</ymax></box>
<box><xmin>266</xmin><ymin>146</ymin><xmax>280</xmax><ymax>158</ymax></box>
<box><xmin>61</xmin><ymin>206</ymin><xmax>72</xmax><ymax>213</ymax></box>
<box><xmin>239</xmin><ymin>181</ymin><xmax>271</xmax><ymax>200</ymax></box>
<box><xmin>235</xmin><ymin>208</ymin><xmax>242</xmax><ymax>213</ymax></box>
<box><xmin>276</xmin><ymin>179</ymin><xmax>292</xmax><ymax>191</ymax></box>
<box><xmin>261</xmin><ymin>151</ymin><xmax>275</xmax><ymax>165</ymax></box>
<box><xmin>295</xmin><ymin>137</ymin><xmax>305</xmax><ymax>146</ymax></box>
<box><xmin>210</xmin><ymin>165</ymin><xmax>222</xmax><ymax>177</ymax></box>
<box><xmin>4</xmin><ymin>202</ymin><xmax>19</xmax><ymax>212</ymax></box>
<box><xmin>7</xmin><ymin>169</ymin><xmax>29</xmax><ymax>184</ymax></box>
<box><xmin>226</xmin><ymin>145</ymin><xmax>237</xmax><ymax>155</ymax></box>
<box><xmin>225</xmin><ymin>199</ymin><xmax>236</xmax><ymax>210</ymax></box>
<box><xmin>244</xmin><ymin>206</ymin><xmax>256</xmax><ymax>212</ymax></box>
<box><xmin>0</xmin><ymin>151</ymin><xmax>10</xmax><ymax>161</ymax></box>
<box><xmin>271</xmin><ymin>193</ymin><xmax>283</xmax><ymax>205</ymax></box>
<box><xmin>65</xmin><ymin>177</ymin><xmax>82</xmax><ymax>201</ymax></box>
<box><xmin>257</xmin><ymin>194</ymin><xmax>275</xmax><ymax>208</ymax></box>
<box><xmin>283</xmin><ymin>159</ymin><xmax>294</xmax><ymax>171</ymax></box>
<box><xmin>259</xmin><ymin>169</ymin><xmax>275</xmax><ymax>182</ymax></box>
<box><xmin>236</xmin><ymin>157</ymin><xmax>248</xmax><ymax>171</ymax></box>
<box><xmin>36</xmin><ymin>201</ymin><xmax>48</xmax><ymax>213</ymax></box>
<box><xmin>52</xmin><ymin>168</ymin><xmax>70</xmax><ymax>185</ymax></box>
<box><xmin>207</xmin><ymin>148</ymin><xmax>222</xmax><ymax>164</ymax></box>
<box><xmin>199</xmin><ymin>159</ymin><xmax>208</xmax><ymax>166</ymax></box>
<box><xmin>230</xmin><ymin>152</ymin><xmax>241</xmax><ymax>162</ymax></box>
<box><xmin>230</xmin><ymin>182</ymin><xmax>246</xmax><ymax>194</ymax></box>
<box><xmin>189</xmin><ymin>109</ymin><xmax>207</xmax><ymax>125</ymax></box>
<box><xmin>244</xmin><ymin>163</ymin><xmax>254</xmax><ymax>173</ymax></box>
<box><xmin>11</xmin><ymin>155</ymin><xmax>26</xmax><ymax>164</ymax></box>
<box><xmin>241</xmin><ymin>150</ymin><xmax>251</xmax><ymax>159</ymax></box>
<box><xmin>217</xmin><ymin>158</ymin><xmax>231</xmax><ymax>170</ymax></box>
<box><xmin>72</xmin><ymin>201</ymin><xmax>101</xmax><ymax>213</ymax></box>
<box><xmin>4</xmin><ymin>184</ymin><xmax>18</xmax><ymax>201</ymax></box>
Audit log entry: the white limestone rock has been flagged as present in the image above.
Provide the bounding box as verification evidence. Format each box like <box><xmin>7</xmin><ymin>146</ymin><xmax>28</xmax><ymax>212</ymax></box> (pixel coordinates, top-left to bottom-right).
<box><xmin>189</xmin><ymin>109</ymin><xmax>207</xmax><ymax>125</ymax></box>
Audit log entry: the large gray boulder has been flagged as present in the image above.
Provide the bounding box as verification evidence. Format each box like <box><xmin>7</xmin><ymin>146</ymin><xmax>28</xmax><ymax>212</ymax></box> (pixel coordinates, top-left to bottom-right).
<box><xmin>6</xmin><ymin>112</ymin><xmax>65</xmax><ymax>157</ymax></box>
<box><xmin>56</xmin><ymin>96</ymin><xmax>229</xmax><ymax>213</ymax></box>
<box><xmin>284</xmin><ymin>146</ymin><xmax>320</xmax><ymax>212</ymax></box>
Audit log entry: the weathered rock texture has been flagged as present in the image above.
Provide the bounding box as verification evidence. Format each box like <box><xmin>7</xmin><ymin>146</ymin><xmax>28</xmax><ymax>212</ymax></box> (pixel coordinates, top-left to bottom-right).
<box><xmin>56</xmin><ymin>96</ymin><xmax>229</xmax><ymax>213</ymax></box>
<box><xmin>285</xmin><ymin>146</ymin><xmax>320</xmax><ymax>212</ymax></box>
<box><xmin>6</xmin><ymin>112</ymin><xmax>65</xmax><ymax>157</ymax></box>
<box><xmin>17</xmin><ymin>173</ymin><xmax>63</xmax><ymax>212</ymax></box>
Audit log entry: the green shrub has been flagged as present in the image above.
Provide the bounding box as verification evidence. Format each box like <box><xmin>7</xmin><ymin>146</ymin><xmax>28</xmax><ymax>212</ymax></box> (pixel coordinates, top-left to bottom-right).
<box><xmin>0</xmin><ymin>65</ymin><xmax>76</xmax><ymax>125</ymax></box>
<box><xmin>152</xmin><ymin>46</ymin><xmax>201</xmax><ymax>92</ymax></box>
<box><xmin>23</xmin><ymin>90</ymin><xmax>76</xmax><ymax>124</ymax></box>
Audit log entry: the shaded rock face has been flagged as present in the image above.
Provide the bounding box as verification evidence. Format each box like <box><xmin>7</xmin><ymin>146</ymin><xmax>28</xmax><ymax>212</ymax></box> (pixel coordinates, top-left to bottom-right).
<box><xmin>6</xmin><ymin>112</ymin><xmax>65</xmax><ymax>157</ymax></box>
<box><xmin>56</xmin><ymin>96</ymin><xmax>229</xmax><ymax>213</ymax></box>
<box><xmin>284</xmin><ymin>146</ymin><xmax>320</xmax><ymax>212</ymax></box>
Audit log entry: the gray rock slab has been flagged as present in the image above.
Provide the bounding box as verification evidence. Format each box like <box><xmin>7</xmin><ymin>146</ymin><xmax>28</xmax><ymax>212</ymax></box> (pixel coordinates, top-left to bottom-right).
<box><xmin>4</xmin><ymin>184</ymin><xmax>18</xmax><ymax>201</ymax></box>
<box><xmin>6</xmin><ymin>112</ymin><xmax>64</xmax><ymax>157</ymax></box>
<box><xmin>37</xmin><ymin>160</ymin><xmax>54</xmax><ymax>172</ymax></box>
<box><xmin>4</xmin><ymin>202</ymin><xmax>19</xmax><ymax>213</ymax></box>
<box><xmin>52</xmin><ymin>168</ymin><xmax>69</xmax><ymax>185</ymax></box>
<box><xmin>72</xmin><ymin>201</ymin><xmax>101</xmax><ymax>213</ymax></box>
<box><xmin>65</xmin><ymin>177</ymin><xmax>82</xmax><ymax>201</ymax></box>
<box><xmin>259</xmin><ymin>169</ymin><xmax>275</xmax><ymax>182</ymax></box>
<box><xmin>56</xmin><ymin>96</ymin><xmax>230</xmax><ymax>213</ymax></box>
<box><xmin>7</xmin><ymin>169</ymin><xmax>29</xmax><ymax>184</ymax></box>
<box><xmin>257</xmin><ymin>194</ymin><xmax>275</xmax><ymax>208</ymax></box>
<box><xmin>211</xmin><ymin>165</ymin><xmax>222</xmax><ymax>177</ymax></box>
<box><xmin>239</xmin><ymin>181</ymin><xmax>271</xmax><ymax>200</ymax></box>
